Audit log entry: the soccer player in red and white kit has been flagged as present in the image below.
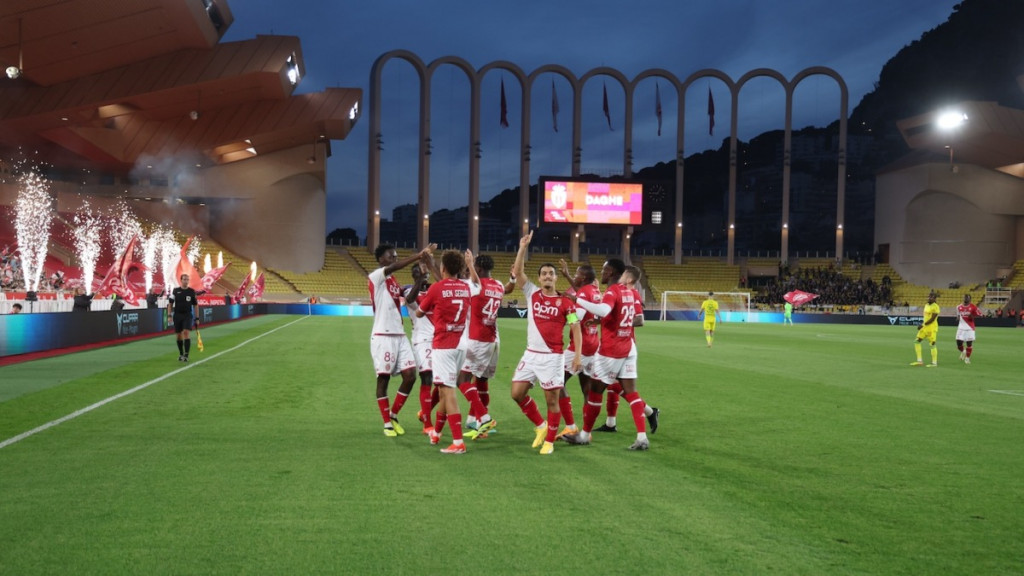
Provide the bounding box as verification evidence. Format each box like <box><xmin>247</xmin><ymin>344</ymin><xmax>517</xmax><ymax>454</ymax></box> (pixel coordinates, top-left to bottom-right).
<box><xmin>458</xmin><ymin>254</ymin><xmax>504</xmax><ymax>437</ymax></box>
<box><xmin>554</xmin><ymin>259</ymin><xmax>602</xmax><ymax>438</ymax></box>
<box><xmin>509</xmin><ymin>231</ymin><xmax>582</xmax><ymax>455</ymax></box>
<box><xmin>568</xmin><ymin>259</ymin><xmax>658</xmax><ymax>450</ymax></box>
<box><xmin>403</xmin><ymin>262</ymin><xmax>437</xmax><ymax>435</ymax></box>
<box><xmin>955</xmin><ymin>293</ymin><xmax>982</xmax><ymax>364</ymax></box>
<box><xmin>415</xmin><ymin>250</ymin><xmax>479</xmax><ymax>454</ymax></box>
<box><xmin>367</xmin><ymin>243</ymin><xmax>435</xmax><ymax>437</ymax></box>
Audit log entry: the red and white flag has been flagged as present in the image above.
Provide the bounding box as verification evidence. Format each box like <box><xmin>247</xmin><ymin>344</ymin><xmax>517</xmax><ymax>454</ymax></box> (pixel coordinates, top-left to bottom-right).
<box><xmin>499</xmin><ymin>78</ymin><xmax>510</xmax><ymax>128</ymax></box>
<box><xmin>551</xmin><ymin>79</ymin><xmax>559</xmax><ymax>133</ymax></box>
<box><xmin>784</xmin><ymin>290</ymin><xmax>819</xmax><ymax>307</ymax></box>
<box><xmin>201</xmin><ymin>263</ymin><xmax>231</xmax><ymax>292</ymax></box>
<box><xmin>246</xmin><ymin>272</ymin><xmax>266</xmax><ymax>301</ymax></box>
<box><xmin>233</xmin><ymin>273</ymin><xmax>251</xmax><ymax>303</ymax></box>
<box><xmin>97</xmin><ymin>235</ymin><xmax>144</xmax><ymax>305</ymax></box>
<box><xmin>174</xmin><ymin>236</ymin><xmax>204</xmax><ymax>294</ymax></box>
<box><xmin>655</xmin><ymin>82</ymin><xmax>663</xmax><ymax>137</ymax></box>
<box><xmin>603</xmin><ymin>84</ymin><xmax>613</xmax><ymax>131</ymax></box>
<box><xmin>708</xmin><ymin>86</ymin><xmax>716</xmax><ymax>136</ymax></box>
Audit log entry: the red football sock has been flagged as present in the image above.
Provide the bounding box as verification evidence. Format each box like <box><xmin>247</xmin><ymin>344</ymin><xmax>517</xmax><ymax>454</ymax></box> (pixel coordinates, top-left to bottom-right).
<box><xmin>517</xmin><ymin>396</ymin><xmax>545</xmax><ymax>427</ymax></box>
<box><xmin>477</xmin><ymin>379</ymin><xmax>490</xmax><ymax>408</ymax></box>
<box><xmin>625</xmin><ymin>391</ymin><xmax>647</xmax><ymax>433</ymax></box>
<box><xmin>447</xmin><ymin>414</ymin><xmax>464</xmax><ymax>442</ymax></box>
<box><xmin>418</xmin><ymin>385</ymin><xmax>433</xmax><ymax>421</ymax></box>
<box><xmin>546</xmin><ymin>410</ymin><xmax>561</xmax><ymax>443</ymax></box>
<box><xmin>966</xmin><ymin>347</ymin><xmax>973</xmax><ymax>358</ymax></box>
<box><xmin>458</xmin><ymin>382</ymin><xmax>488</xmax><ymax>420</ymax></box>
<box><xmin>434</xmin><ymin>412</ymin><xmax>447</xmax><ymax>434</ymax></box>
<box><xmin>606</xmin><ymin>381</ymin><xmax>623</xmax><ymax>417</ymax></box>
<box><xmin>582</xmin><ymin>391</ymin><xmax>603</xmax><ymax>433</ymax></box>
<box><xmin>392</xmin><ymin>391</ymin><xmax>409</xmax><ymax>415</ymax></box>
<box><xmin>377</xmin><ymin>397</ymin><xmax>391</xmax><ymax>424</ymax></box>
<box><xmin>431</xmin><ymin>386</ymin><xmax>440</xmax><ymax>410</ymax></box>
<box><xmin>559</xmin><ymin>395</ymin><xmax>576</xmax><ymax>427</ymax></box>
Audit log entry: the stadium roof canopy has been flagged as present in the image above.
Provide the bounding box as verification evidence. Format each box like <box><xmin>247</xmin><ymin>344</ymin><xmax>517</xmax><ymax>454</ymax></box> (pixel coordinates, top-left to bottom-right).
<box><xmin>0</xmin><ymin>0</ymin><xmax>360</xmax><ymax>174</ymax></box>
<box><xmin>895</xmin><ymin>99</ymin><xmax>1024</xmax><ymax>173</ymax></box>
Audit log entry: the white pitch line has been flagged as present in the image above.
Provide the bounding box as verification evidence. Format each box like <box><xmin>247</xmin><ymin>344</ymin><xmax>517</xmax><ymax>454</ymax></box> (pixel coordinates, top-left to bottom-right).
<box><xmin>988</xmin><ymin>390</ymin><xmax>1024</xmax><ymax>397</ymax></box>
<box><xmin>0</xmin><ymin>316</ymin><xmax>309</xmax><ymax>451</ymax></box>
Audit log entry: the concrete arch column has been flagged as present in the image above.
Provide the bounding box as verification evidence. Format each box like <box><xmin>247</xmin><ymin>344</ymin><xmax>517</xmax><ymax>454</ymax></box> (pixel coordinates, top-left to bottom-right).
<box><xmin>368</xmin><ymin>51</ymin><xmax>847</xmax><ymax>265</ymax></box>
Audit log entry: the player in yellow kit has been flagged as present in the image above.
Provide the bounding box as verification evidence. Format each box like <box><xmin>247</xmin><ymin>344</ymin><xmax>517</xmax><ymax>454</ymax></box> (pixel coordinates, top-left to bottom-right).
<box><xmin>911</xmin><ymin>292</ymin><xmax>940</xmax><ymax>367</ymax></box>
<box><xmin>698</xmin><ymin>291</ymin><xmax>722</xmax><ymax>348</ymax></box>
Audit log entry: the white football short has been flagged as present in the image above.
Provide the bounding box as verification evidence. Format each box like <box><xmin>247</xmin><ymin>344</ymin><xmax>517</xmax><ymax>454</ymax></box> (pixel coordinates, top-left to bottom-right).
<box><xmin>592</xmin><ymin>348</ymin><xmax>638</xmax><ymax>385</ymax></box>
<box><xmin>431</xmin><ymin>347</ymin><xmax>466</xmax><ymax>388</ymax></box>
<box><xmin>412</xmin><ymin>340</ymin><xmax>433</xmax><ymax>373</ymax></box>
<box><xmin>370</xmin><ymin>334</ymin><xmax>417</xmax><ymax>376</ymax></box>
<box><xmin>562</xmin><ymin>349</ymin><xmax>594</xmax><ymax>376</ymax></box>
<box><xmin>461</xmin><ymin>338</ymin><xmax>499</xmax><ymax>379</ymax></box>
<box><xmin>955</xmin><ymin>327</ymin><xmax>976</xmax><ymax>342</ymax></box>
<box><xmin>512</xmin><ymin>350</ymin><xmax>565</xmax><ymax>390</ymax></box>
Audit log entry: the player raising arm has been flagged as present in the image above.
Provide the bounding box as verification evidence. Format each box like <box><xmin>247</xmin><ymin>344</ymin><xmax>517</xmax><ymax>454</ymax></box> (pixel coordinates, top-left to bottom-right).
<box><xmin>508</xmin><ymin>231</ymin><xmax>582</xmax><ymax>455</ymax></box>
<box><xmin>566</xmin><ymin>260</ymin><xmax>657</xmax><ymax>451</ymax></box>
<box><xmin>415</xmin><ymin>250</ymin><xmax>476</xmax><ymax>454</ymax></box>
<box><xmin>367</xmin><ymin>243</ymin><xmax>435</xmax><ymax>437</ymax></box>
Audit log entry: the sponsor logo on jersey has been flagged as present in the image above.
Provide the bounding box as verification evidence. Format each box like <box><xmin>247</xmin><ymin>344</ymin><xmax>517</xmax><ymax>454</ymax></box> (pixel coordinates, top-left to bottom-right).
<box><xmin>533</xmin><ymin>300</ymin><xmax>561</xmax><ymax>317</ymax></box>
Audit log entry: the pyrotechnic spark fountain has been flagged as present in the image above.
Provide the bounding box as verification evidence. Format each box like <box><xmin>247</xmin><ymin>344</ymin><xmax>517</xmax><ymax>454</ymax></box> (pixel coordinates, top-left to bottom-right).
<box><xmin>107</xmin><ymin>199</ymin><xmax>142</xmax><ymax>260</ymax></box>
<box><xmin>156</xmin><ymin>228</ymin><xmax>179</xmax><ymax>290</ymax></box>
<box><xmin>143</xmin><ymin>233</ymin><xmax>158</xmax><ymax>293</ymax></box>
<box><xmin>203</xmin><ymin>253</ymin><xmax>212</xmax><ymax>274</ymax></box>
<box><xmin>14</xmin><ymin>167</ymin><xmax>53</xmax><ymax>293</ymax></box>
<box><xmin>217</xmin><ymin>252</ymin><xmax>223</xmax><ymax>269</ymax></box>
<box><xmin>187</xmin><ymin>237</ymin><xmax>201</xmax><ymax>269</ymax></box>
<box><xmin>73</xmin><ymin>201</ymin><xmax>103</xmax><ymax>292</ymax></box>
<box><xmin>250</xmin><ymin>261</ymin><xmax>258</xmax><ymax>282</ymax></box>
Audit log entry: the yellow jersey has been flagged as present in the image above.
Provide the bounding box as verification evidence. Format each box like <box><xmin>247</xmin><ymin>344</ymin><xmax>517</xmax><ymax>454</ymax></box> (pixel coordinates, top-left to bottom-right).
<box><xmin>701</xmin><ymin>298</ymin><xmax>719</xmax><ymax>317</ymax></box>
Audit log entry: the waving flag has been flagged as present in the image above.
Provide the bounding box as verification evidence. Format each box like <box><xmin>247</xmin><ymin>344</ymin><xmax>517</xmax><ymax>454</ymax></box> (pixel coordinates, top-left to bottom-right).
<box><xmin>97</xmin><ymin>235</ymin><xmax>144</xmax><ymax>305</ymax></box>
<box><xmin>174</xmin><ymin>236</ymin><xmax>204</xmax><ymax>294</ymax></box>
<box><xmin>246</xmin><ymin>272</ymin><xmax>266</xmax><ymax>302</ymax></box>
<box><xmin>233</xmin><ymin>272</ymin><xmax>251</xmax><ymax>303</ymax></box>
<box><xmin>655</xmin><ymin>82</ymin><xmax>663</xmax><ymax>137</ymax></box>
<box><xmin>551</xmin><ymin>79</ymin><xmax>559</xmax><ymax>133</ymax></box>
<box><xmin>500</xmin><ymin>78</ymin><xmax>510</xmax><ymax>128</ymax></box>
<box><xmin>603</xmin><ymin>83</ymin><xmax>613</xmax><ymax>130</ymax></box>
<box><xmin>201</xmin><ymin>262</ymin><xmax>231</xmax><ymax>292</ymax></box>
<box><xmin>708</xmin><ymin>86</ymin><xmax>716</xmax><ymax>136</ymax></box>
<box><xmin>784</xmin><ymin>290</ymin><xmax>819</xmax><ymax>308</ymax></box>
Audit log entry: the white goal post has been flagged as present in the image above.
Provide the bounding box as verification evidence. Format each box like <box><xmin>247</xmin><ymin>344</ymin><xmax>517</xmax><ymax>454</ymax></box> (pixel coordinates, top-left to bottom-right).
<box><xmin>659</xmin><ymin>291</ymin><xmax>751</xmax><ymax>322</ymax></box>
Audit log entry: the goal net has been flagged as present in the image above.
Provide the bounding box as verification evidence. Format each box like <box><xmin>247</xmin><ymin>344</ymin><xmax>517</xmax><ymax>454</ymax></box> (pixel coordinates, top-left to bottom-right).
<box><xmin>659</xmin><ymin>291</ymin><xmax>751</xmax><ymax>322</ymax></box>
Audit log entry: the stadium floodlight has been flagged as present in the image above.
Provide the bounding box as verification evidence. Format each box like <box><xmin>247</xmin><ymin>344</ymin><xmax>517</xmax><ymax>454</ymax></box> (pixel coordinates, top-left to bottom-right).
<box><xmin>937</xmin><ymin>110</ymin><xmax>968</xmax><ymax>170</ymax></box>
<box><xmin>286</xmin><ymin>54</ymin><xmax>300</xmax><ymax>86</ymax></box>
<box><xmin>936</xmin><ymin>110</ymin><xmax>967</xmax><ymax>130</ymax></box>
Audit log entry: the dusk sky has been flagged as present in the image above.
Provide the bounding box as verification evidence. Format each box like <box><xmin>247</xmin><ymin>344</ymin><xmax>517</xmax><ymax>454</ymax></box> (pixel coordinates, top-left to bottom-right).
<box><xmin>222</xmin><ymin>0</ymin><xmax>961</xmax><ymax>236</ymax></box>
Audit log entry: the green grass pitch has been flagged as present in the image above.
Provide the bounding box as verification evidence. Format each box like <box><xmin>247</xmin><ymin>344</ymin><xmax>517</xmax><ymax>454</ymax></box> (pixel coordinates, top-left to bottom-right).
<box><xmin>1</xmin><ymin>315</ymin><xmax>1022</xmax><ymax>575</ymax></box>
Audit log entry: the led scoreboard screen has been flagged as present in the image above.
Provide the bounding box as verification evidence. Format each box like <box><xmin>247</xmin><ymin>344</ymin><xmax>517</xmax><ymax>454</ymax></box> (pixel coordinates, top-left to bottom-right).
<box><xmin>541</xmin><ymin>178</ymin><xmax>643</xmax><ymax>225</ymax></box>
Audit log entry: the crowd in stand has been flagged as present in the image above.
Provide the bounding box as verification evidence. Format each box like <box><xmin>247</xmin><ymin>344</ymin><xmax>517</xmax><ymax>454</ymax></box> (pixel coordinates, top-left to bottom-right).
<box><xmin>1</xmin><ymin>245</ymin><xmax>21</xmax><ymax>290</ymax></box>
<box><xmin>754</xmin><ymin>264</ymin><xmax>893</xmax><ymax>308</ymax></box>
<box><xmin>2</xmin><ymin>244</ymin><xmax>68</xmax><ymax>292</ymax></box>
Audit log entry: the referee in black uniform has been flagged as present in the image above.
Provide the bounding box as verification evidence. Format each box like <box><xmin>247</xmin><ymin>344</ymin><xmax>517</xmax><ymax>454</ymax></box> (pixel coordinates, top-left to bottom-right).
<box><xmin>168</xmin><ymin>273</ymin><xmax>200</xmax><ymax>362</ymax></box>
